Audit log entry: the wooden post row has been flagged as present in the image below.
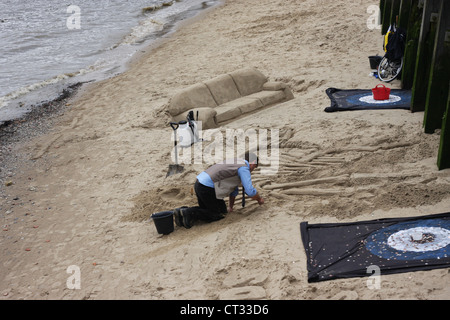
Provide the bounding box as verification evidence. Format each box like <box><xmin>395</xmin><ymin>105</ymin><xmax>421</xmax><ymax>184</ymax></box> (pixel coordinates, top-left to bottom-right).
<box><xmin>379</xmin><ymin>0</ymin><xmax>449</xmax><ymax>169</ymax></box>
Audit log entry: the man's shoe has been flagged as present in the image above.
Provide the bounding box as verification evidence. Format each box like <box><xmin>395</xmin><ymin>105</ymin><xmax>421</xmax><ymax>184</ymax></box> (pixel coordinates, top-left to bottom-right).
<box><xmin>173</xmin><ymin>206</ymin><xmax>188</xmax><ymax>227</ymax></box>
<box><xmin>180</xmin><ymin>209</ymin><xmax>193</xmax><ymax>229</ymax></box>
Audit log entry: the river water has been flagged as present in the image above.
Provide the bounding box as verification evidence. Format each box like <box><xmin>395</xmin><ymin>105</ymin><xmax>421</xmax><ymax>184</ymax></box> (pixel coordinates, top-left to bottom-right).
<box><xmin>0</xmin><ymin>0</ymin><xmax>220</xmax><ymax>122</ymax></box>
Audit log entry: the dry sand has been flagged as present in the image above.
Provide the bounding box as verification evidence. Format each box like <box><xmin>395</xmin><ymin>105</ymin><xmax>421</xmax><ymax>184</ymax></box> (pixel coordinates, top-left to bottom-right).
<box><xmin>1</xmin><ymin>0</ymin><xmax>450</xmax><ymax>300</ymax></box>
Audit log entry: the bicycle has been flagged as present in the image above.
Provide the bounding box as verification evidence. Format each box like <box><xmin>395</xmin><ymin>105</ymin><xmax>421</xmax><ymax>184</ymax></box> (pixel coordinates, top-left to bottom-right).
<box><xmin>377</xmin><ymin>24</ymin><xmax>406</xmax><ymax>83</ymax></box>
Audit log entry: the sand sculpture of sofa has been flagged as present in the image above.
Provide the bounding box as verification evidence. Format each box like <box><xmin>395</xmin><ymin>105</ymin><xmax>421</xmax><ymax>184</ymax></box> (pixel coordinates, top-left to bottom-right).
<box><xmin>168</xmin><ymin>68</ymin><xmax>294</xmax><ymax>129</ymax></box>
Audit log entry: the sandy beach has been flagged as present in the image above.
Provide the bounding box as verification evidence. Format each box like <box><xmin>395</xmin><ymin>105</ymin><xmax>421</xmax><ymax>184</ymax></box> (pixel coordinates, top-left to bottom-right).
<box><xmin>1</xmin><ymin>0</ymin><xmax>450</xmax><ymax>300</ymax></box>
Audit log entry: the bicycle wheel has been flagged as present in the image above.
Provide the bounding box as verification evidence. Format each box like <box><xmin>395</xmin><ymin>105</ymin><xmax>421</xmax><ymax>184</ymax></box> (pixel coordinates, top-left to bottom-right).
<box><xmin>377</xmin><ymin>56</ymin><xmax>403</xmax><ymax>82</ymax></box>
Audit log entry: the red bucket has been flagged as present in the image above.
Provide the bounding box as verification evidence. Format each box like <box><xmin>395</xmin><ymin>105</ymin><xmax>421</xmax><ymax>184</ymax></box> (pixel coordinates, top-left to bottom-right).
<box><xmin>372</xmin><ymin>84</ymin><xmax>391</xmax><ymax>100</ymax></box>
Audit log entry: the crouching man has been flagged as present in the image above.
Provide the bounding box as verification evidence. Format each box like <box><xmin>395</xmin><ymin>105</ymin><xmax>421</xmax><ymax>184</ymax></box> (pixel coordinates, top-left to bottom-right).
<box><xmin>174</xmin><ymin>152</ymin><xmax>264</xmax><ymax>229</ymax></box>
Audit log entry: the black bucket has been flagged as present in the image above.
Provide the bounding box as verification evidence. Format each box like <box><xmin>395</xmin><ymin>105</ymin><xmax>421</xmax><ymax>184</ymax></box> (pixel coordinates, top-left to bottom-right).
<box><xmin>369</xmin><ymin>56</ymin><xmax>382</xmax><ymax>69</ymax></box>
<box><xmin>151</xmin><ymin>211</ymin><xmax>174</xmax><ymax>235</ymax></box>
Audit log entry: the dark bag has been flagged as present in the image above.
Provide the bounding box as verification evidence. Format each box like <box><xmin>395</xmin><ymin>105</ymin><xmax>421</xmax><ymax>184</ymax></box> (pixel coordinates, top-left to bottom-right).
<box><xmin>385</xmin><ymin>26</ymin><xmax>406</xmax><ymax>62</ymax></box>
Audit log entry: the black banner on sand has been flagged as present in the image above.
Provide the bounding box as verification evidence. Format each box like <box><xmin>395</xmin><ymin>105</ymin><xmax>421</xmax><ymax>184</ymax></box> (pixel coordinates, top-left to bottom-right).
<box><xmin>300</xmin><ymin>212</ymin><xmax>450</xmax><ymax>283</ymax></box>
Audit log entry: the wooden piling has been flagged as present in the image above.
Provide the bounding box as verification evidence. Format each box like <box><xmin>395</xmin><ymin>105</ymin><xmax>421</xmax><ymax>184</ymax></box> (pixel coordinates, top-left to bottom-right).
<box><xmin>437</xmin><ymin>82</ymin><xmax>450</xmax><ymax>170</ymax></box>
<box><xmin>391</xmin><ymin>0</ymin><xmax>401</xmax><ymax>25</ymax></box>
<box><xmin>400</xmin><ymin>0</ymin><xmax>423</xmax><ymax>90</ymax></box>
<box><xmin>380</xmin><ymin>0</ymin><xmax>386</xmax><ymax>29</ymax></box>
<box><xmin>423</xmin><ymin>0</ymin><xmax>450</xmax><ymax>133</ymax></box>
<box><xmin>382</xmin><ymin>0</ymin><xmax>393</xmax><ymax>34</ymax></box>
<box><xmin>398</xmin><ymin>0</ymin><xmax>412</xmax><ymax>29</ymax></box>
<box><xmin>410</xmin><ymin>0</ymin><xmax>441</xmax><ymax>112</ymax></box>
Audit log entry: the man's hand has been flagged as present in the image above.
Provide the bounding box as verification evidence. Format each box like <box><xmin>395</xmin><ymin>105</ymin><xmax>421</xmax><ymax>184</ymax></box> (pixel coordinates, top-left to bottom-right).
<box><xmin>251</xmin><ymin>193</ymin><xmax>264</xmax><ymax>205</ymax></box>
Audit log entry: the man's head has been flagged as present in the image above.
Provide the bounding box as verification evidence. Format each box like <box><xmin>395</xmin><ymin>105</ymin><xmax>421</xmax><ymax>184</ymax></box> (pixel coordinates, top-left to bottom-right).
<box><xmin>244</xmin><ymin>152</ymin><xmax>258</xmax><ymax>172</ymax></box>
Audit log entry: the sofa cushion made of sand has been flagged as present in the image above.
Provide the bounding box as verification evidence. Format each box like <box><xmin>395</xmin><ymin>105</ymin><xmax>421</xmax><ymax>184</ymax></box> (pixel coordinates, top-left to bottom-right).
<box><xmin>168</xmin><ymin>68</ymin><xmax>294</xmax><ymax>129</ymax></box>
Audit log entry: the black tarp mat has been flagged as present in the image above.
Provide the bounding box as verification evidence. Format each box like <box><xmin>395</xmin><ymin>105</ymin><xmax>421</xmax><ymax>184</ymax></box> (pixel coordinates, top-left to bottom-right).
<box><xmin>324</xmin><ymin>88</ymin><xmax>411</xmax><ymax>112</ymax></box>
<box><xmin>300</xmin><ymin>212</ymin><xmax>450</xmax><ymax>283</ymax></box>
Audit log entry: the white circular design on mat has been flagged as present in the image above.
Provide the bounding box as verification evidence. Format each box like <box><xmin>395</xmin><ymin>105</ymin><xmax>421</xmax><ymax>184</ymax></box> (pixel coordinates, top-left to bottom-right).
<box><xmin>359</xmin><ymin>95</ymin><xmax>401</xmax><ymax>104</ymax></box>
<box><xmin>387</xmin><ymin>227</ymin><xmax>450</xmax><ymax>252</ymax></box>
